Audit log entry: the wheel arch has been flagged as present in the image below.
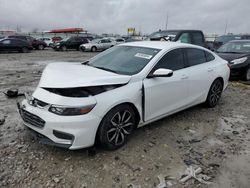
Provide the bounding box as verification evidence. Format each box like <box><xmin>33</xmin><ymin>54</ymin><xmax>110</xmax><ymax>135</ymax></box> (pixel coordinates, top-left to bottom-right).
<box><xmin>94</xmin><ymin>102</ymin><xmax>141</xmax><ymax>145</ymax></box>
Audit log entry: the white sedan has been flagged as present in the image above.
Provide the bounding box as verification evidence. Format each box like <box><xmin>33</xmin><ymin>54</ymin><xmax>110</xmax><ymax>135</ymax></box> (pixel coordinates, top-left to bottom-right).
<box><xmin>79</xmin><ymin>38</ymin><xmax>116</xmax><ymax>52</ymax></box>
<box><xmin>18</xmin><ymin>41</ymin><xmax>230</xmax><ymax>150</ymax></box>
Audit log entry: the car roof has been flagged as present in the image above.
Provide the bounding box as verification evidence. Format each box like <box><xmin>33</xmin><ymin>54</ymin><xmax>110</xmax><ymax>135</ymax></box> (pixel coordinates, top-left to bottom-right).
<box><xmin>120</xmin><ymin>41</ymin><xmax>203</xmax><ymax>50</ymax></box>
<box><xmin>154</xmin><ymin>29</ymin><xmax>203</xmax><ymax>33</ymax></box>
<box><xmin>229</xmin><ymin>39</ymin><xmax>250</xmax><ymax>43</ymax></box>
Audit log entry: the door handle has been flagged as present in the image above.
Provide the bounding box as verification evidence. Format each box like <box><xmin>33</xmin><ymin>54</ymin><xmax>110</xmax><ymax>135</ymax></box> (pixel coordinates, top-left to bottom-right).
<box><xmin>207</xmin><ymin>68</ymin><xmax>214</xmax><ymax>72</ymax></box>
<box><xmin>181</xmin><ymin>75</ymin><xmax>189</xmax><ymax>79</ymax></box>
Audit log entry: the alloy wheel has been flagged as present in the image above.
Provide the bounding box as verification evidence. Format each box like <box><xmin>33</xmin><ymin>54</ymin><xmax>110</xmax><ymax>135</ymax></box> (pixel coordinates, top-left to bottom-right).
<box><xmin>106</xmin><ymin>110</ymin><xmax>134</xmax><ymax>146</ymax></box>
<box><xmin>246</xmin><ymin>67</ymin><xmax>250</xmax><ymax>81</ymax></box>
<box><xmin>209</xmin><ymin>80</ymin><xmax>222</xmax><ymax>106</ymax></box>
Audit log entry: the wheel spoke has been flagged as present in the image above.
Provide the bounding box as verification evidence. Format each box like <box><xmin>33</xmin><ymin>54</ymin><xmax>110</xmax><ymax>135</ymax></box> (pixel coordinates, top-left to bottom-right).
<box><xmin>107</xmin><ymin>128</ymin><xmax>116</xmax><ymax>134</ymax></box>
<box><xmin>115</xmin><ymin>131</ymin><xmax>120</xmax><ymax>145</ymax></box>
<box><xmin>121</xmin><ymin>122</ymin><xmax>133</xmax><ymax>128</ymax></box>
<box><xmin>122</xmin><ymin>110</ymin><xmax>131</xmax><ymax>123</ymax></box>
<box><xmin>108</xmin><ymin>130</ymin><xmax>117</xmax><ymax>142</ymax></box>
<box><xmin>121</xmin><ymin>127</ymin><xmax>130</xmax><ymax>135</ymax></box>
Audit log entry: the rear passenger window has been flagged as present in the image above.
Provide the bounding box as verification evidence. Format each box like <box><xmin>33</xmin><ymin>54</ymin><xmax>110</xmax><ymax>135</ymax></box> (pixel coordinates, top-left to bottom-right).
<box><xmin>178</xmin><ymin>33</ymin><xmax>191</xmax><ymax>44</ymax></box>
<box><xmin>186</xmin><ymin>48</ymin><xmax>206</xmax><ymax>66</ymax></box>
<box><xmin>153</xmin><ymin>49</ymin><xmax>185</xmax><ymax>71</ymax></box>
<box><xmin>205</xmin><ymin>51</ymin><xmax>215</xmax><ymax>62</ymax></box>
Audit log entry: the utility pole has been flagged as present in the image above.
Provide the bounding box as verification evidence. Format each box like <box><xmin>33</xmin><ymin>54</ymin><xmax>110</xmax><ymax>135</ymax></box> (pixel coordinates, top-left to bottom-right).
<box><xmin>224</xmin><ymin>20</ymin><xmax>228</xmax><ymax>34</ymax></box>
<box><xmin>165</xmin><ymin>11</ymin><xmax>169</xmax><ymax>30</ymax></box>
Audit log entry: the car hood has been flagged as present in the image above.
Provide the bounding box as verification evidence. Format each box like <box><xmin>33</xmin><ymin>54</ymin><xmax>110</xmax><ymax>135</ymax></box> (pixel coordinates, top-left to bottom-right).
<box><xmin>38</xmin><ymin>62</ymin><xmax>131</xmax><ymax>88</ymax></box>
<box><xmin>217</xmin><ymin>52</ymin><xmax>249</xmax><ymax>62</ymax></box>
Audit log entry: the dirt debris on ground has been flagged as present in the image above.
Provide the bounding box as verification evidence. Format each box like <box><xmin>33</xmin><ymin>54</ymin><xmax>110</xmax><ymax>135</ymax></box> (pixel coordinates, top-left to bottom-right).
<box><xmin>0</xmin><ymin>49</ymin><xmax>250</xmax><ymax>188</ymax></box>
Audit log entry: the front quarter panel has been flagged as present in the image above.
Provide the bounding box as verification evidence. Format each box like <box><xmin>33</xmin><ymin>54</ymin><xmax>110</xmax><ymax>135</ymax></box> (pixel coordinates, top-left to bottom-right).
<box><xmin>92</xmin><ymin>81</ymin><xmax>143</xmax><ymax>123</ymax></box>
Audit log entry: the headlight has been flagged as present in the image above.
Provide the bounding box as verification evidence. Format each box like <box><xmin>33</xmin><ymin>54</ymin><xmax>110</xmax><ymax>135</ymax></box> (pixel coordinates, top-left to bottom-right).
<box><xmin>49</xmin><ymin>104</ymin><xmax>95</xmax><ymax>116</ymax></box>
<box><xmin>230</xmin><ymin>57</ymin><xmax>248</xmax><ymax>65</ymax></box>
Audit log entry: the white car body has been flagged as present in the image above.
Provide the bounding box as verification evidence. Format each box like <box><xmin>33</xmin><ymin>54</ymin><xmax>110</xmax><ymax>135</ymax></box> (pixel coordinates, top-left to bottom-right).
<box><xmin>18</xmin><ymin>42</ymin><xmax>230</xmax><ymax>150</ymax></box>
<box><xmin>38</xmin><ymin>37</ymin><xmax>53</xmax><ymax>47</ymax></box>
<box><xmin>80</xmin><ymin>38</ymin><xmax>116</xmax><ymax>52</ymax></box>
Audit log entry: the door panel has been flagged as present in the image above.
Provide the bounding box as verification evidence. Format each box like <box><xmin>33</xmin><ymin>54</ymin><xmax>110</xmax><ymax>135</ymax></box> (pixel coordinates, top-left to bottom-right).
<box><xmin>143</xmin><ymin>48</ymin><xmax>188</xmax><ymax>121</ymax></box>
<box><xmin>184</xmin><ymin>48</ymin><xmax>215</xmax><ymax>104</ymax></box>
<box><xmin>144</xmin><ymin>70</ymin><xmax>188</xmax><ymax>121</ymax></box>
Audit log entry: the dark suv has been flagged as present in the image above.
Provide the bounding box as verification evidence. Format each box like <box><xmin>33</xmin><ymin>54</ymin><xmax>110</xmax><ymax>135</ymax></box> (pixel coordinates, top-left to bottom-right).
<box><xmin>214</xmin><ymin>34</ymin><xmax>250</xmax><ymax>50</ymax></box>
<box><xmin>148</xmin><ymin>30</ymin><xmax>206</xmax><ymax>47</ymax></box>
<box><xmin>8</xmin><ymin>35</ymin><xmax>47</xmax><ymax>50</ymax></box>
<box><xmin>53</xmin><ymin>36</ymin><xmax>89</xmax><ymax>51</ymax></box>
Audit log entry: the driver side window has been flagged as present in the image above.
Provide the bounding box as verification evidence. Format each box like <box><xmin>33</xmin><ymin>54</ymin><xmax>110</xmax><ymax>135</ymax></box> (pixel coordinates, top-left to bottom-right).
<box><xmin>153</xmin><ymin>48</ymin><xmax>185</xmax><ymax>71</ymax></box>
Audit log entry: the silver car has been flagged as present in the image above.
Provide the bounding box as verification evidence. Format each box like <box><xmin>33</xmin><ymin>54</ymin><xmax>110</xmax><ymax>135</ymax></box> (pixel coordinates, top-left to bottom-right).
<box><xmin>80</xmin><ymin>38</ymin><xmax>116</xmax><ymax>52</ymax></box>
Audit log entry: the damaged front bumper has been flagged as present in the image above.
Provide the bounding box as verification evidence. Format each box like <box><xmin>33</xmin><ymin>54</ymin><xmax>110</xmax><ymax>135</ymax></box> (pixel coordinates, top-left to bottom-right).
<box><xmin>17</xmin><ymin>93</ymin><xmax>102</xmax><ymax>150</ymax></box>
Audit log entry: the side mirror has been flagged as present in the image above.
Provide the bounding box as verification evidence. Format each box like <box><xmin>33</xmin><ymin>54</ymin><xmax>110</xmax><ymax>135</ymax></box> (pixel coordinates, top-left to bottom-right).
<box><xmin>149</xmin><ymin>68</ymin><xmax>173</xmax><ymax>78</ymax></box>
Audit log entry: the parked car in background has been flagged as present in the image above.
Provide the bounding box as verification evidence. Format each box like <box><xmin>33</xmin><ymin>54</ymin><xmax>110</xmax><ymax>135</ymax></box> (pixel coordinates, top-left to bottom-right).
<box><xmin>53</xmin><ymin>36</ymin><xmax>89</xmax><ymax>51</ymax></box>
<box><xmin>79</xmin><ymin>38</ymin><xmax>116</xmax><ymax>52</ymax></box>
<box><xmin>52</xmin><ymin>36</ymin><xmax>63</xmax><ymax>43</ymax></box>
<box><xmin>0</xmin><ymin>35</ymin><xmax>5</xmax><ymax>39</ymax></box>
<box><xmin>38</xmin><ymin>37</ymin><xmax>53</xmax><ymax>47</ymax></box>
<box><xmin>0</xmin><ymin>38</ymin><xmax>32</xmax><ymax>53</ymax></box>
<box><xmin>8</xmin><ymin>35</ymin><xmax>47</xmax><ymax>50</ymax></box>
<box><xmin>148</xmin><ymin>30</ymin><xmax>206</xmax><ymax>47</ymax></box>
<box><xmin>216</xmin><ymin>40</ymin><xmax>250</xmax><ymax>81</ymax></box>
<box><xmin>18</xmin><ymin>41</ymin><xmax>229</xmax><ymax>150</ymax></box>
<box><xmin>109</xmin><ymin>37</ymin><xmax>125</xmax><ymax>45</ymax></box>
<box><xmin>214</xmin><ymin>34</ymin><xmax>250</xmax><ymax>50</ymax></box>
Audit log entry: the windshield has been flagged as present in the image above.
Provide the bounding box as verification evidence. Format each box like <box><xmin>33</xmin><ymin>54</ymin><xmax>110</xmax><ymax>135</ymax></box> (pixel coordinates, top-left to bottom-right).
<box><xmin>61</xmin><ymin>37</ymin><xmax>70</xmax><ymax>42</ymax></box>
<box><xmin>87</xmin><ymin>46</ymin><xmax>161</xmax><ymax>75</ymax></box>
<box><xmin>90</xmin><ymin>39</ymin><xmax>101</xmax><ymax>43</ymax></box>
<box><xmin>148</xmin><ymin>31</ymin><xmax>178</xmax><ymax>41</ymax></box>
<box><xmin>215</xmin><ymin>35</ymin><xmax>241</xmax><ymax>43</ymax></box>
<box><xmin>217</xmin><ymin>41</ymin><xmax>250</xmax><ymax>53</ymax></box>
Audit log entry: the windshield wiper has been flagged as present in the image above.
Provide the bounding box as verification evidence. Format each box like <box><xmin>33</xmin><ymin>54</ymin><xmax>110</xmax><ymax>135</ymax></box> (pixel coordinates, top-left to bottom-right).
<box><xmin>93</xmin><ymin>66</ymin><xmax>118</xmax><ymax>74</ymax></box>
<box><xmin>81</xmin><ymin>60</ymin><xmax>89</xmax><ymax>65</ymax></box>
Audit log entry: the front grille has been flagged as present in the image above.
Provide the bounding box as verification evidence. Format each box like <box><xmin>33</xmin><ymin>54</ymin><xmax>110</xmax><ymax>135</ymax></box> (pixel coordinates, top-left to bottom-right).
<box><xmin>20</xmin><ymin>109</ymin><xmax>45</xmax><ymax>128</ymax></box>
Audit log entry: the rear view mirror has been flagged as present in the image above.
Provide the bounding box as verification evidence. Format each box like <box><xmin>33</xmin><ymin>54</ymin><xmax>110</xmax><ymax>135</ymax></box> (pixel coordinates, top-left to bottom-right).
<box><xmin>149</xmin><ymin>68</ymin><xmax>173</xmax><ymax>78</ymax></box>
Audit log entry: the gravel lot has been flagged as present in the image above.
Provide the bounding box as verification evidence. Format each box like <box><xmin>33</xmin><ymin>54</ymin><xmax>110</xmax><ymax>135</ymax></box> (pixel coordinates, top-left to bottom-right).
<box><xmin>0</xmin><ymin>49</ymin><xmax>249</xmax><ymax>188</ymax></box>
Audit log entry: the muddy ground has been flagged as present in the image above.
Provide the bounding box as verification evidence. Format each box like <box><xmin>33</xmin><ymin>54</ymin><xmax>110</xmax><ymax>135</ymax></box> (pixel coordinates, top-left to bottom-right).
<box><xmin>0</xmin><ymin>49</ymin><xmax>249</xmax><ymax>188</ymax></box>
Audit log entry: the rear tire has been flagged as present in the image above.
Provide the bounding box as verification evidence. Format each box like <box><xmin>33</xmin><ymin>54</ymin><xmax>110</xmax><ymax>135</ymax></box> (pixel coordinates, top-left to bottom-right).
<box><xmin>91</xmin><ymin>46</ymin><xmax>97</xmax><ymax>52</ymax></box>
<box><xmin>205</xmin><ymin>79</ymin><xmax>223</xmax><ymax>108</ymax></box>
<box><xmin>38</xmin><ymin>44</ymin><xmax>44</xmax><ymax>50</ymax></box>
<box><xmin>21</xmin><ymin>47</ymin><xmax>29</xmax><ymax>53</ymax></box>
<box><xmin>61</xmin><ymin>45</ymin><xmax>67</xmax><ymax>51</ymax></box>
<box><xmin>244</xmin><ymin>66</ymin><xmax>250</xmax><ymax>81</ymax></box>
<box><xmin>97</xmin><ymin>104</ymin><xmax>136</xmax><ymax>150</ymax></box>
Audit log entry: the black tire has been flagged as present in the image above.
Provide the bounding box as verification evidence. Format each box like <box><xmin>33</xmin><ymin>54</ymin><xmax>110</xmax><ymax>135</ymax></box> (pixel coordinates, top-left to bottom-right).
<box><xmin>205</xmin><ymin>79</ymin><xmax>223</xmax><ymax>108</ymax></box>
<box><xmin>61</xmin><ymin>45</ymin><xmax>67</xmax><ymax>51</ymax></box>
<box><xmin>91</xmin><ymin>46</ymin><xmax>97</xmax><ymax>52</ymax></box>
<box><xmin>38</xmin><ymin>44</ymin><xmax>44</xmax><ymax>50</ymax></box>
<box><xmin>21</xmin><ymin>47</ymin><xmax>29</xmax><ymax>53</ymax></box>
<box><xmin>97</xmin><ymin>104</ymin><xmax>136</xmax><ymax>150</ymax></box>
<box><xmin>244</xmin><ymin>66</ymin><xmax>250</xmax><ymax>81</ymax></box>
<box><xmin>79</xmin><ymin>46</ymin><xmax>85</xmax><ymax>52</ymax></box>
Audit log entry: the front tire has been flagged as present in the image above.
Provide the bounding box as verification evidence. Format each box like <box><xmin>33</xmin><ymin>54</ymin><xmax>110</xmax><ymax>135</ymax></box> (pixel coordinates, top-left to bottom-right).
<box><xmin>91</xmin><ymin>46</ymin><xmax>97</xmax><ymax>52</ymax></box>
<box><xmin>205</xmin><ymin>79</ymin><xmax>223</xmax><ymax>107</ymax></box>
<box><xmin>97</xmin><ymin>104</ymin><xmax>136</xmax><ymax>150</ymax></box>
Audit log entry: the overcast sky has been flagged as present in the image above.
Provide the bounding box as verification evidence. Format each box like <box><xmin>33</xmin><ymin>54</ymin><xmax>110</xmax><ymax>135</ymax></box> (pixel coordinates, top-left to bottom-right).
<box><xmin>0</xmin><ymin>0</ymin><xmax>249</xmax><ymax>35</ymax></box>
